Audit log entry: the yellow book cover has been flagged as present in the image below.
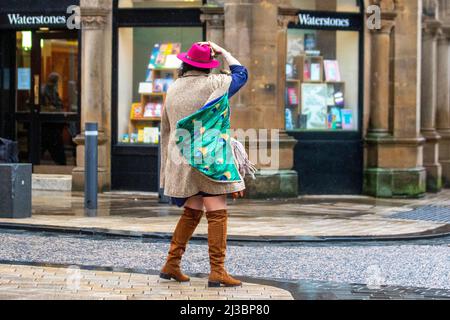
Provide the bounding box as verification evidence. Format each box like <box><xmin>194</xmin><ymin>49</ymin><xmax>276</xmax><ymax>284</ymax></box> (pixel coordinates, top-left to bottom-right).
<box><xmin>165</xmin><ymin>43</ymin><xmax>173</xmax><ymax>55</ymax></box>
<box><xmin>138</xmin><ymin>129</ymin><xmax>144</xmax><ymax>143</ymax></box>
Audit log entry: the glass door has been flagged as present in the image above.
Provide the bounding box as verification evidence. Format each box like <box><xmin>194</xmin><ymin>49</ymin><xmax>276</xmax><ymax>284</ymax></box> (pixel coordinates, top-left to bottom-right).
<box><xmin>15</xmin><ymin>30</ymin><xmax>79</xmax><ymax>173</ymax></box>
<box><xmin>0</xmin><ymin>31</ymin><xmax>15</xmax><ymax>142</ymax></box>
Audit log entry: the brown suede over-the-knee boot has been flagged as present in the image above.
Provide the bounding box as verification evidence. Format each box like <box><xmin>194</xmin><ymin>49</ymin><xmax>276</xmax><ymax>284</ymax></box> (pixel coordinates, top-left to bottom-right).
<box><xmin>206</xmin><ymin>209</ymin><xmax>242</xmax><ymax>287</ymax></box>
<box><xmin>160</xmin><ymin>207</ymin><xmax>203</xmax><ymax>282</ymax></box>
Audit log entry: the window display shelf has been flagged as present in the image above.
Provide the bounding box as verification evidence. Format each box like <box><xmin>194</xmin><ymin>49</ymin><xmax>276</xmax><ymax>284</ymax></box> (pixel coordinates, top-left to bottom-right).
<box><xmin>130</xmin><ymin>117</ymin><xmax>161</xmax><ymax>121</ymax></box>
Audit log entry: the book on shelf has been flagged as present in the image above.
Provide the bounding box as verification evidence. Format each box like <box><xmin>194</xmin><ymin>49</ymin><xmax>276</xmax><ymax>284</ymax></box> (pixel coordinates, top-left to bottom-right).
<box><xmin>130</xmin><ymin>133</ymin><xmax>138</xmax><ymax>143</ymax></box>
<box><xmin>145</xmin><ymin>69</ymin><xmax>153</xmax><ymax>82</ymax></box>
<box><xmin>286</xmin><ymin>63</ymin><xmax>294</xmax><ymax>79</ymax></box>
<box><xmin>148</xmin><ymin>44</ymin><xmax>160</xmax><ymax>70</ymax></box>
<box><xmin>326</xmin><ymin>84</ymin><xmax>336</xmax><ymax>106</ymax></box>
<box><xmin>341</xmin><ymin>109</ymin><xmax>354</xmax><ymax>130</ymax></box>
<box><xmin>287</xmin><ymin>87</ymin><xmax>298</xmax><ymax>105</ymax></box>
<box><xmin>327</xmin><ymin>107</ymin><xmax>343</xmax><ymax>130</ymax></box>
<box><xmin>143</xmin><ymin>102</ymin><xmax>162</xmax><ymax>118</ymax></box>
<box><xmin>138</xmin><ymin>82</ymin><xmax>153</xmax><ymax>94</ymax></box>
<box><xmin>165</xmin><ymin>54</ymin><xmax>182</xmax><ymax>69</ymax></box>
<box><xmin>121</xmin><ymin>134</ymin><xmax>130</xmax><ymax>143</ymax></box>
<box><xmin>285</xmin><ymin>108</ymin><xmax>294</xmax><ymax>130</ymax></box>
<box><xmin>138</xmin><ymin>129</ymin><xmax>144</xmax><ymax>143</ymax></box>
<box><xmin>303</xmin><ymin>61</ymin><xmax>311</xmax><ymax>81</ymax></box>
<box><xmin>131</xmin><ymin>103</ymin><xmax>143</xmax><ymax>119</ymax></box>
<box><xmin>304</xmin><ymin>34</ymin><xmax>316</xmax><ymax>51</ymax></box>
<box><xmin>324</xmin><ymin>60</ymin><xmax>341</xmax><ymax>82</ymax></box>
<box><xmin>299</xmin><ymin>114</ymin><xmax>308</xmax><ymax>129</ymax></box>
<box><xmin>143</xmin><ymin>127</ymin><xmax>159</xmax><ymax>144</ymax></box>
<box><xmin>153</xmin><ymin>79</ymin><xmax>164</xmax><ymax>93</ymax></box>
<box><xmin>153</xmin><ymin>78</ymin><xmax>174</xmax><ymax>93</ymax></box>
<box><xmin>301</xmin><ymin>83</ymin><xmax>328</xmax><ymax>130</ymax></box>
<box><xmin>310</xmin><ymin>63</ymin><xmax>321</xmax><ymax>82</ymax></box>
<box><xmin>334</xmin><ymin>91</ymin><xmax>345</xmax><ymax>107</ymax></box>
<box><xmin>148</xmin><ymin>42</ymin><xmax>182</xmax><ymax>70</ymax></box>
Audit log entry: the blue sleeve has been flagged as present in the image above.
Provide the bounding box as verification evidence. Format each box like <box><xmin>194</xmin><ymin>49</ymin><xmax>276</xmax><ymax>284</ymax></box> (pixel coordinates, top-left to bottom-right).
<box><xmin>228</xmin><ymin>65</ymin><xmax>248</xmax><ymax>98</ymax></box>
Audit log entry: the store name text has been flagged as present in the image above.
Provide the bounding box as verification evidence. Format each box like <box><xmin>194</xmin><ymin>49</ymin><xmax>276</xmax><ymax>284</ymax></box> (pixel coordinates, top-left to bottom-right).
<box><xmin>7</xmin><ymin>14</ymin><xmax>67</xmax><ymax>26</ymax></box>
<box><xmin>298</xmin><ymin>14</ymin><xmax>351</xmax><ymax>28</ymax></box>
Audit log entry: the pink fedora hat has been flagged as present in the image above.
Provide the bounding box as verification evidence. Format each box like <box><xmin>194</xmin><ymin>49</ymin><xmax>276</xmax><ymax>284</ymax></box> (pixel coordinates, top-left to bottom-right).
<box><xmin>177</xmin><ymin>43</ymin><xmax>220</xmax><ymax>69</ymax></box>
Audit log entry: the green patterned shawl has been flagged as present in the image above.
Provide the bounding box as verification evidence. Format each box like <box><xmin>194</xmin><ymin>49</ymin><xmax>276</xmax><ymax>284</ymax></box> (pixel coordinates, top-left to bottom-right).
<box><xmin>175</xmin><ymin>94</ymin><xmax>242</xmax><ymax>182</ymax></box>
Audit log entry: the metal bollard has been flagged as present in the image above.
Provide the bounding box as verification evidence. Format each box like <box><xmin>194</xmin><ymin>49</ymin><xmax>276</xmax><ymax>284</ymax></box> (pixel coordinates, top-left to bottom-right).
<box><xmin>84</xmin><ymin>122</ymin><xmax>98</xmax><ymax>216</ymax></box>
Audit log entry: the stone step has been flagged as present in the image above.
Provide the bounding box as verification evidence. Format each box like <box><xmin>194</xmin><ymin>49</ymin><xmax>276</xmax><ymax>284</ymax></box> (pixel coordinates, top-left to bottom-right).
<box><xmin>32</xmin><ymin>174</ymin><xmax>72</xmax><ymax>192</ymax></box>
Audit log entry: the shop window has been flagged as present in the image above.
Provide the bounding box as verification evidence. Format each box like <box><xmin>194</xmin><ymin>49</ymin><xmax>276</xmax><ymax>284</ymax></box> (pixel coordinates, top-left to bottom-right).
<box><xmin>285</xmin><ymin>28</ymin><xmax>359</xmax><ymax>132</ymax></box>
<box><xmin>117</xmin><ymin>27</ymin><xmax>203</xmax><ymax>144</ymax></box>
<box><xmin>290</xmin><ymin>0</ymin><xmax>361</xmax><ymax>13</ymax></box>
<box><xmin>119</xmin><ymin>0</ymin><xmax>203</xmax><ymax>8</ymax></box>
<box><xmin>15</xmin><ymin>31</ymin><xmax>31</xmax><ymax>113</ymax></box>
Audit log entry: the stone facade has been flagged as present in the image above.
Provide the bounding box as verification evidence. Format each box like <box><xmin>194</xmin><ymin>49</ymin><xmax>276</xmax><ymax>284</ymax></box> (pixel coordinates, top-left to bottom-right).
<box><xmin>364</xmin><ymin>0</ymin><xmax>427</xmax><ymax>197</ymax></box>
<box><xmin>72</xmin><ymin>0</ymin><xmax>113</xmax><ymax>192</ymax></box>
<box><xmin>72</xmin><ymin>0</ymin><xmax>450</xmax><ymax>199</ymax></box>
<box><xmin>436</xmin><ymin>0</ymin><xmax>450</xmax><ymax>187</ymax></box>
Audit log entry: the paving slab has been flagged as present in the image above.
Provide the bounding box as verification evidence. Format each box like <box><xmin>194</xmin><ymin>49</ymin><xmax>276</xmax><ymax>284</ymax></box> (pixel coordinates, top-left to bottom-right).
<box><xmin>0</xmin><ymin>191</ymin><xmax>450</xmax><ymax>240</ymax></box>
<box><xmin>0</xmin><ymin>264</ymin><xmax>293</xmax><ymax>301</ymax></box>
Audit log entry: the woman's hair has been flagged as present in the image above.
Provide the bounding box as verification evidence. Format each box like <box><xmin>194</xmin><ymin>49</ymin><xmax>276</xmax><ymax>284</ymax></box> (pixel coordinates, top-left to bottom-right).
<box><xmin>178</xmin><ymin>62</ymin><xmax>211</xmax><ymax>77</ymax></box>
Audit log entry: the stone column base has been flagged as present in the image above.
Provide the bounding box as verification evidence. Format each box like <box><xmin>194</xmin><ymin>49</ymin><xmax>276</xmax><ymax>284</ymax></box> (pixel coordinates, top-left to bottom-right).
<box><xmin>363</xmin><ymin>167</ymin><xmax>426</xmax><ymax>198</ymax></box>
<box><xmin>244</xmin><ymin>170</ymin><xmax>298</xmax><ymax>199</ymax></box>
<box><xmin>424</xmin><ymin>163</ymin><xmax>442</xmax><ymax>192</ymax></box>
<box><xmin>72</xmin><ymin>167</ymin><xmax>110</xmax><ymax>193</ymax></box>
<box><xmin>441</xmin><ymin>160</ymin><xmax>450</xmax><ymax>188</ymax></box>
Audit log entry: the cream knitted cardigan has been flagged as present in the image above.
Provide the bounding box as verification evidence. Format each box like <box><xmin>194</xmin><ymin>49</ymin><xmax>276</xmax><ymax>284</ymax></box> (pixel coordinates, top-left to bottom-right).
<box><xmin>159</xmin><ymin>70</ymin><xmax>246</xmax><ymax>198</ymax></box>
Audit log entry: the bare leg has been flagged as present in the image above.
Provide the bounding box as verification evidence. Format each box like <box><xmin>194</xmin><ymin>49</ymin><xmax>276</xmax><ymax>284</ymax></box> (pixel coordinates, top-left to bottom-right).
<box><xmin>185</xmin><ymin>195</ymin><xmax>204</xmax><ymax>211</ymax></box>
<box><xmin>203</xmin><ymin>195</ymin><xmax>227</xmax><ymax>211</ymax></box>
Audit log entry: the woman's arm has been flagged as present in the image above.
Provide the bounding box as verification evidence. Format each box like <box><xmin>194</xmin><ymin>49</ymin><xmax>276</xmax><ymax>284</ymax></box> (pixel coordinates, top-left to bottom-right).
<box><xmin>228</xmin><ymin>65</ymin><xmax>248</xmax><ymax>98</ymax></box>
<box><xmin>207</xmin><ymin>42</ymin><xmax>248</xmax><ymax>97</ymax></box>
<box><xmin>208</xmin><ymin>41</ymin><xmax>242</xmax><ymax>66</ymax></box>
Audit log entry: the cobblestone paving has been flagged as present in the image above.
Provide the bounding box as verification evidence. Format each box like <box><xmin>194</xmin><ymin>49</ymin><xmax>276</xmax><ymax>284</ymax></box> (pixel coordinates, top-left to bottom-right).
<box><xmin>0</xmin><ymin>230</ymin><xmax>448</xmax><ymax>293</ymax></box>
<box><xmin>0</xmin><ymin>264</ymin><xmax>293</xmax><ymax>300</ymax></box>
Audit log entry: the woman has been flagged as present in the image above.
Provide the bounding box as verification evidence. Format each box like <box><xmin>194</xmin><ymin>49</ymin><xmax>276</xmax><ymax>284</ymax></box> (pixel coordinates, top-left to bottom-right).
<box><xmin>159</xmin><ymin>42</ymin><xmax>248</xmax><ymax>287</ymax></box>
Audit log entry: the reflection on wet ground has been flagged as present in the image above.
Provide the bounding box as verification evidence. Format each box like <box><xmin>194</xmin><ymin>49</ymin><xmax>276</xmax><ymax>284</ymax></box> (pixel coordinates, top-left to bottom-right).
<box><xmin>31</xmin><ymin>190</ymin><xmax>434</xmax><ymax>219</ymax></box>
<box><xmin>3</xmin><ymin>190</ymin><xmax>441</xmax><ymax>239</ymax></box>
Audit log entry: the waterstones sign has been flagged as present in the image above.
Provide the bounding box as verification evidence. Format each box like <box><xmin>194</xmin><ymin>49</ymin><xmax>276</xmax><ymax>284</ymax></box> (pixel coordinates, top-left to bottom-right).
<box><xmin>294</xmin><ymin>11</ymin><xmax>362</xmax><ymax>30</ymax></box>
<box><xmin>1</xmin><ymin>13</ymin><xmax>68</xmax><ymax>29</ymax></box>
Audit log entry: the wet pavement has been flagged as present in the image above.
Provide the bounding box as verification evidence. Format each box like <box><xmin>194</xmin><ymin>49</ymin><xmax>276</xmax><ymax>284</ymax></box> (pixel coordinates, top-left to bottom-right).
<box><xmin>1</xmin><ymin>191</ymin><xmax>450</xmax><ymax>300</ymax></box>
<box><xmin>0</xmin><ymin>228</ymin><xmax>448</xmax><ymax>300</ymax></box>
<box><xmin>1</xmin><ymin>191</ymin><xmax>450</xmax><ymax>239</ymax></box>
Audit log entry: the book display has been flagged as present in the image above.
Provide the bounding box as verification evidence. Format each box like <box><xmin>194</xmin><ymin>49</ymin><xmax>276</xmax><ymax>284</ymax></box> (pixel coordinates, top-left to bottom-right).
<box><xmin>286</xmin><ymin>52</ymin><xmax>353</xmax><ymax>131</ymax></box>
<box><xmin>123</xmin><ymin>42</ymin><xmax>181</xmax><ymax>144</ymax></box>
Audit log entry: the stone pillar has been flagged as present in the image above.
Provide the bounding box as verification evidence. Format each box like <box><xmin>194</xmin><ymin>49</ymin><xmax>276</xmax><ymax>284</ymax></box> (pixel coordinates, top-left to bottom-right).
<box><xmin>364</xmin><ymin>1</ymin><xmax>426</xmax><ymax>198</ymax></box>
<box><xmin>72</xmin><ymin>0</ymin><xmax>112</xmax><ymax>192</ymax></box>
<box><xmin>201</xmin><ymin>6</ymin><xmax>226</xmax><ymax>72</ymax></box>
<box><xmin>368</xmin><ymin>17</ymin><xmax>395</xmax><ymax>136</ymax></box>
<box><xmin>421</xmin><ymin>17</ymin><xmax>442</xmax><ymax>192</ymax></box>
<box><xmin>222</xmin><ymin>0</ymin><xmax>298</xmax><ymax>198</ymax></box>
<box><xmin>436</xmin><ymin>25</ymin><xmax>450</xmax><ymax>187</ymax></box>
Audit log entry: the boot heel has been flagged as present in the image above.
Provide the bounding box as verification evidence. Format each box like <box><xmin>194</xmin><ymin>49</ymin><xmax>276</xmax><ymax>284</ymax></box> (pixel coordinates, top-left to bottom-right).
<box><xmin>208</xmin><ymin>281</ymin><xmax>221</xmax><ymax>288</ymax></box>
<box><xmin>159</xmin><ymin>272</ymin><xmax>172</xmax><ymax>280</ymax></box>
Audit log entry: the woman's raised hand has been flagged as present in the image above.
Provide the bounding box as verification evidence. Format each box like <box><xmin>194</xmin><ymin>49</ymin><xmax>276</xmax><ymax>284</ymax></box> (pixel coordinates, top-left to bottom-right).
<box><xmin>207</xmin><ymin>42</ymin><xmax>226</xmax><ymax>55</ymax></box>
<box><xmin>197</xmin><ymin>41</ymin><xmax>226</xmax><ymax>55</ymax></box>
